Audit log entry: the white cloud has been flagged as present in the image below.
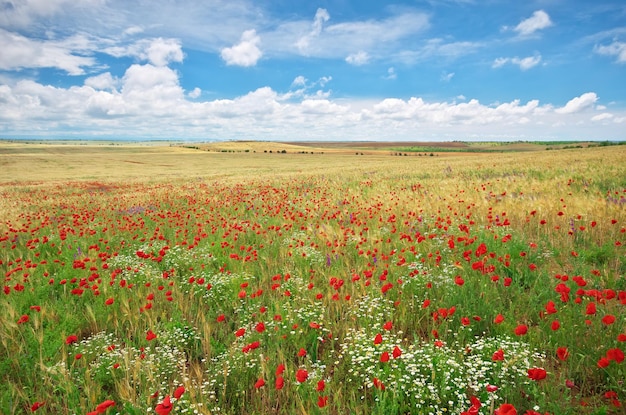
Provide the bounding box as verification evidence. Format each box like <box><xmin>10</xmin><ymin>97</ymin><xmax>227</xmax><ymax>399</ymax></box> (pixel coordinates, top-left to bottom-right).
<box><xmin>556</xmin><ymin>92</ymin><xmax>598</xmax><ymax>114</ymax></box>
<box><xmin>594</xmin><ymin>41</ymin><xmax>626</xmax><ymax>63</ymax></box>
<box><xmin>0</xmin><ymin>29</ymin><xmax>96</xmax><ymax>75</ymax></box>
<box><xmin>492</xmin><ymin>55</ymin><xmax>541</xmax><ymax>71</ymax></box>
<box><xmin>188</xmin><ymin>87</ymin><xmax>201</xmax><ymax>99</ymax></box>
<box><xmin>346</xmin><ymin>51</ymin><xmax>369</xmax><ymax>66</ymax></box>
<box><xmin>295</xmin><ymin>8</ymin><xmax>330</xmax><ymax>54</ymax></box>
<box><xmin>220</xmin><ymin>29</ymin><xmax>262</xmax><ymax>67</ymax></box>
<box><xmin>440</xmin><ymin>71</ymin><xmax>454</xmax><ymax>82</ymax></box>
<box><xmin>514</xmin><ymin>10</ymin><xmax>553</xmax><ymax>36</ymax></box>
<box><xmin>288</xmin><ymin>8</ymin><xmax>429</xmax><ymax>60</ymax></box>
<box><xmin>104</xmin><ymin>38</ymin><xmax>184</xmax><ymax>66</ymax></box>
<box><xmin>385</xmin><ymin>67</ymin><xmax>397</xmax><ymax>80</ymax></box>
<box><xmin>85</xmin><ymin>72</ymin><xmax>119</xmax><ymax>90</ymax></box>
<box><xmin>591</xmin><ymin>113</ymin><xmax>613</xmax><ymax>121</ymax></box>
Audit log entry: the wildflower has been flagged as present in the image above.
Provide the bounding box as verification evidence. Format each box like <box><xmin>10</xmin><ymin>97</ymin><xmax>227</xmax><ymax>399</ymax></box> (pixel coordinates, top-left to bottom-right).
<box><xmin>146</xmin><ymin>330</ymin><xmax>157</xmax><ymax>341</ymax></box>
<box><xmin>602</xmin><ymin>315</ymin><xmax>615</xmax><ymax>326</ymax></box>
<box><xmin>255</xmin><ymin>322</ymin><xmax>266</xmax><ymax>333</ymax></box>
<box><xmin>105</xmin><ymin>297</ymin><xmax>114</xmax><ymax>305</ymax></box>
<box><xmin>317</xmin><ymin>395</ymin><xmax>329</xmax><ymax>408</ymax></box>
<box><xmin>173</xmin><ymin>386</ymin><xmax>185</xmax><ymax>399</ymax></box>
<box><xmin>556</xmin><ymin>347</ymin><xmax>569</xmax><ymax>361</ymax></box>
<box><xmin>380</xmin><ymin>351</ymin><xmax>390</xmax><ymax>363</ymax></box>
<box><xmin>382</xmin><ymin>320</ymin><xmax>393</xmax><ymax>330</ymax></box>
<box><xmin>65</xmin><ymin>335</ymin><xmax>78</xmax><ymax>345</ymax></box>
<box><xmin>492</xmin><ymin>349</ymin><xmax>504</xmax><ymax>361</ymax></box>
<box><xmin>495</xmin><ymin>403</ymin><xmax>517</xmax><ymax>415</ymax></box>
<box><xmin>155</xmin><ymin>395</ymin><xmax>173</xmax><ymax>415</ymax></box>
<box><xmin>94</xmin><ymin>400</ymin><xmax>115</xmax><ymax>413</ymax></box>
<box><xmin>373</xmin><ymin>333</ymin><xmax>383</xmax><ymax>345</ymax></box>
<box><xmin>586</xmin><ymin>302</ymin><xmax>596</xmax><ymax>315</ymax></box>
<box><xmin>372</xmin><ymin>377</ymin><xmax>385</xmax><ymax>390</ymax></box>
<box><xmin>30</xmin><ymin>402</ymin><xmax>45</xmax><ymax>412</ymax></box>
<box><xmin>494</xmin><ymin>314</ymin><xmax>505</xmax><ymax>324</ymax></box>
<box><xmin>392</xmin><ymin>345</ymin><xmax>402</xmax><ymax>359</ymax></box>
<box><xmin>514</xmin><ymin>324</ymin><xmax>528</xmax><ymax>336</ymax></box>
<box><xmin>607</xmin><ymin>348</ymin><xmax>624</xmax><ymax>363</ymax></box>
<box><xmin>317</xmin><ymin>379</ymin><xmax>326</xmax><ymax>391</ymax></box>
<box><xmin>235</xmin><ymin>328</ymin><xmax>245</xmax><ymax>337</ymax></box>
<box><xmin>527</xmin><ymin>368</ymin><xmax>547</xmax><ymax>381</ymax></box>
<box><xmin>276</xmin><ymin>363</ymin><xmax>285</xmax><ymax>376</ymax></box>
<box><xmin>461</xmin><ymin>396</ymin><xmax>481</xmax><ymax>415</ymax></box>
<box><xmin>298</xmin><ymin>348</ymin><xmax>307</xmax><ymax>357</ymax></box>
<box><xmin>254</xmin><ymin>378</ymin><xmax>265</xmax><ymax>389</ymax></box>
<box><xmin>275</xmin><ymin>376</ymin><xmax>285</xmax><ymax>390</ymax></box>
<box><xmin>17</xmin><ymin>314</ymin><xmax>29</xmax><ymax>324</ymax></box>
<box><xmin>296</xmin><ymin>368</ymin><xmax>308</xmax><ymax>383</ymax></box>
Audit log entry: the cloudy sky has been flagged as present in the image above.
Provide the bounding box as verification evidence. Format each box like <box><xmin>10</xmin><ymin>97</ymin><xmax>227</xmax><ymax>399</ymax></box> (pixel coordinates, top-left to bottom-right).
<box><xmin>0</xmin><ymin>0</ymin><xmax>625</xmax><ymax>141</ymax></box>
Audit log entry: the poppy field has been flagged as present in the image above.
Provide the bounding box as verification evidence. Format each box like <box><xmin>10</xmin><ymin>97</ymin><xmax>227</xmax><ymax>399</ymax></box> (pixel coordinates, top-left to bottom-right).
<box><xmin>1</xmin><ymin>143</ymin><xmax>625</xmax><ymax>414</ymax></box>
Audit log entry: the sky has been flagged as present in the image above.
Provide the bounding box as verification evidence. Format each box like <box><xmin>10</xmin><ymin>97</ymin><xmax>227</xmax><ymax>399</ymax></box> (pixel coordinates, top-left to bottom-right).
<box><xmin>0</xmin><ymin>0</ymin><xmax>625</xmax><ymax>141</ymax></box>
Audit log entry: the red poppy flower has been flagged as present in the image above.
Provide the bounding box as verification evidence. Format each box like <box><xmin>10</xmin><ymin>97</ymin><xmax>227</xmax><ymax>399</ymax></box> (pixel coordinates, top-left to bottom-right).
<box><xmin>602</xmin><ymin>315</ymin><xmax>616</xmax><ymax>325</ymax></box>
<box><xmin>146</xmin><ymin>330</ymin><xmax>157</xmax><ymax>341</ymax></box>
<box><xmin>383</xmin><ymin>321</ymin><xmax>393</xmax><ymax>330</ymax></box>
<box><xmin>527</xmin><ymin>368</ymin><xmax>547</xmax><ymax>381</ymax></box>
<box><xmin>373</xmin><ymin>333</ymin><xmax>383</xmax><ymax>345</ymax></box>
<box><xmin>17</xmin><ymin>314</ymin><xmax>29</xmax><ymax>324</ymax></box>
<box><xmin>296</xmin><ymin>368</ymin><xmax>308</xmax><ymax>383</ymax></box>
<box><xmin>235</xmin><ymin>328</ymin><xmax>245</xmax><ymax>337</ymax></box>
<box><xmin>30</xmin><ymin>401</ymin><xmax>45</xmax><ymax>412</ymax></box>
<box><xmin>317</xmin><ymin>379</ymin><xmax>326</xmax><ymax>391</ymax></box>
<box><xmin>372</xmin><ymin>377</ymin><xmax>385</xmax><ymax>390</ymax></box>
<box><xmin>105</xmin><ymin>297</ymin><xmax>114</xmax><ymax>306</ymax></box>
<box><xmin>298</xmin><ymin>348</ymin><xmax>307</xmax><ymax>357</ymax></box>
<box><xmin>275</xmin><ymin>376</ymin><xmax>285</xmax><ymax>390</ymax></box>
<box><xmin>392</xmin><ymin>345</ymin><xmax>402</xmax><ymax>359</ymax></box>
<box><xmin>173</xmin><ymin>386</ymin><xmax>185</xmax><ymax>399</ymax></box>
<box><xmin>607</xmin><ymin>348</ymin><xmax>624</xmax><ymax>363</ymax></box>
<box><xmin>254</xmin><ymin>378</ymin><xmax>265</xmax><ymax>389</ymax></box>
<box><xmin>598</xmin><ymin>357</ymin><xmax>611</xmax><ymax>368</ymax></box>
<box><xmin>495</xmin><ymin>403</ymin><xmax>517</xmax><ymax>415</ymax></box>
<box><xmin>94</xmin><ymin>400</ymin><xmax>115</xmax><ymax>413</ymax></box>
<box><xmin>514</xmin><ymin>324</ymin><xmax>528</xmax><ymax>336</ymax></box>
<box><xmin>65</xmin><ymin>335</ymin><xmax>78</xmax><ymax>345</ymax></box>
<box><xmin>380</xmin><ymin>351</ymin><xmax>390</xmax><ymax>363</ymax></box>
<box><xmin>317</xmin><ymin>395</ymin><xmax>328</xmax><ymax>408</ymax></box>
<box><xmin>492</xmin><ymin>349</ymin><xmax>504</xmax><ymax>361</ymax></box>
<box><xmin>276</xmin><ymin>363</ymin><xmax>285</xmax><ymax>376</ymax></box>
<box><xmin>556</xmin><ymin>347</ymin><xmax>569</xmax><ymax>361</ymax></box>
<box><xmin>586</xmin><ymin>302</ymin><xmax>597</xmax><ymax>315</ymax></box>
<box><xmin>155</xmin><ymin>395</ymin><xmax>172</xmax><ymax>415</ymax></box>
<box><xmin>494</xmin><ymin>314</ymin><xmax>504</xmax><ymax>324</ymax></box>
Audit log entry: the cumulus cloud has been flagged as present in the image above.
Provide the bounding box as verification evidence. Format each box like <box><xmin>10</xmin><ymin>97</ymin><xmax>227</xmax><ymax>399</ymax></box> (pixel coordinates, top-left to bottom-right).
<box><xmin>0</xmin><ymin>65</ymin><xmax>621</xmax><ymax>140</ymax></box>
<box><xmin>346</xmin><ymin>51</ymin><xmax>369</xmax><ymax>66</ymax></box>
<box><xmin>0</xmin><ymin>29</ymin><xmax>96</xmax><ymax>75</ymax></box>
<box><xmin>104</xmin><ymin>38</ymin><xmax>184</xmax><ymax>66</ymax></box>
<box><xmin>85</xmin><ymin>72</ymin><xmax>119</xmax><ymax>90</ymax></box>
<box><xmin>188</xmin><ymin>87</ymin><xmax>201</xmax><ymax>99</ymax></box>
<box><xmin>220</xmin><ymin>29</ymin><xmax>262</xmax><ymax>66</ymax></box>
<box><xmin>594</xmin><ymin>41</ymin><xmax>626</xmax><ymax>63</ymax></box>
<box><xmin>493</xmin><ymin>55</ymin><xmax>541</xmax><ymax>71</ymax></box>
<box><xmin>514</xmin><ymin>10</ymin><xmax>553</xmax><ymax>36</ymax></box>
<box><xmin>556</xmin><ymin>92</ymin><xmax>598</xmax><ymax>114</ymax></box>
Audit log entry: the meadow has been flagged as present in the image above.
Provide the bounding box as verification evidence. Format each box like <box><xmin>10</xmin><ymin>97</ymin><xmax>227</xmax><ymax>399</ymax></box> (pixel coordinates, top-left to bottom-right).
<box><xmin>0</xmin><ymin>141</ymin><xmax>624</xmax><ymax>414</ymax></box>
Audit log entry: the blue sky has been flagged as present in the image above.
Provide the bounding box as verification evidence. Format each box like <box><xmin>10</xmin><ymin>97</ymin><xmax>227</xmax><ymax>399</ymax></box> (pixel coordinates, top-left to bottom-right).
<box><xmin>0</xmin><ymin>0</ymin><xmax>625</xmax><ymax>141</ymax></box>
